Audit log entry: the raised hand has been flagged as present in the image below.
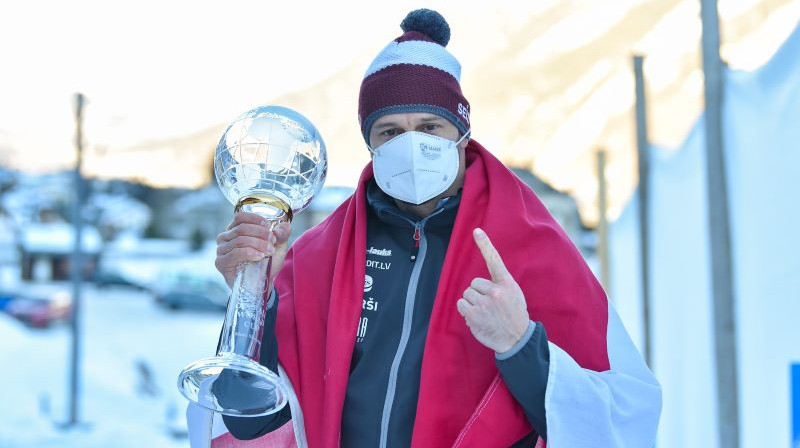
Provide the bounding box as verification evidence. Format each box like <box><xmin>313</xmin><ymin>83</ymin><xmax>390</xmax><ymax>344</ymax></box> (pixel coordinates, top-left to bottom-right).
<box><xmin>215</xmin><ymin>212</ymin><xmax>292</xmax><ymax>288</ymax></box>
<box><xmin>456</xmin><ymin>228</ymin><xmax>530</xmax><ymax>353</ymax></box>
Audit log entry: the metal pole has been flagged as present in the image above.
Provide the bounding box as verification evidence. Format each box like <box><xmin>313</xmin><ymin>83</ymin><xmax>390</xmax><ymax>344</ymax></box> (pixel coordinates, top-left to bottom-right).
<box><xmin>595</xmin><ymin>149</ymin><xmax>611</xmax><ymax>296</ymax></box>
<box><xmin>67</xmin><ymin>92</ymin><xmax>85</xmax><ymax>427</ymax></box>
<box><xmin>699</xmin><ymin>1</ymin><xmax>740</xmax><ymax>446</ymax></box>
<box><xmin>633</xmin><ymin>55</ymin><xmax>652</xmax><ymax>367</ymax></box>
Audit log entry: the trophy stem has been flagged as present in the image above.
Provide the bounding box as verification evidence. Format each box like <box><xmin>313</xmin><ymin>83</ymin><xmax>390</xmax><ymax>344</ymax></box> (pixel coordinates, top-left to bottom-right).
<box><xmin>177</xmin><ymin>196</ymin><xmax>291</xmax><ymax>417</ymax></box>
<box><xmin>218</xmin><ymin>240</ymin><xmax>273</xmax><ymax>361</ymax></box>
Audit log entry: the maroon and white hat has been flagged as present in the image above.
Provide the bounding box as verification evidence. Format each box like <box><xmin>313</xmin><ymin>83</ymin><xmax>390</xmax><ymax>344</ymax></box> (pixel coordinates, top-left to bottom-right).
<box><xmin>358</xmin><ymin>9</ymin><xmax>471</xmax><ymax>143</ymax></box>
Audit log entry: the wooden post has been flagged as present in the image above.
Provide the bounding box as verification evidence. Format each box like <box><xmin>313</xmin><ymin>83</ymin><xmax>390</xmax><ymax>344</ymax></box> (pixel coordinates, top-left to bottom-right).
<box><xmin>595</xmin><ymin>149</ymin><xmax>611</xmax><ymax>296</ymax></box>
<box><xmin>699</xmin><ymin>0</ymin><xmax>740</xmax><ymax>446</ymax></box>
<box><xmin>633</xmin><ymin>55</ymin><xmax>652</xmax><ymax>367</ymax></box>
<box><xmin>67</xmin><ymin>92</ymin><xmax>85</xmax><ymax>427</ymax></box>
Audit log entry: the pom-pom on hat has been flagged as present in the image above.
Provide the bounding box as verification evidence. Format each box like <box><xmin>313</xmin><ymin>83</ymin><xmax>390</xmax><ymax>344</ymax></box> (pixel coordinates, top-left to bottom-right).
<box><xmin>358</xmin><ymin>9</ymin><xmax>471</xmax><ymax>144</ymax></box>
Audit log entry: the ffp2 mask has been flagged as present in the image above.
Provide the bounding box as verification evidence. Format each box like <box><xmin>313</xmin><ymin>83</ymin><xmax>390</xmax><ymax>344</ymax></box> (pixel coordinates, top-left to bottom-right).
<box><xmin>369</xmin><ymin>131</ymin><xmax>469</xmax><ymax>205</ymax></box>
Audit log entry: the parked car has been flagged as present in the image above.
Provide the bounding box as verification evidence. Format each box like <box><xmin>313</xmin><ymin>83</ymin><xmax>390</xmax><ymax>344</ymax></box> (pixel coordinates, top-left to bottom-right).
<box><xmin>153</xmin><ymin>272</ymin><xmax>229</xmax><ymax>311</ymax></box>
<box><xmin>2</xmin><ymin>290</ymin><xmax>72</xmax><ymax>328</ymax></box>
<box><xmin>0</xmin><ymin>291</ymin><xmax>15</xmax><ymax>311</ymax></box>
<box><xmin>93</xmin><ymin>270</ymin><xmax>147</xmax><ymax>290</ymax></box>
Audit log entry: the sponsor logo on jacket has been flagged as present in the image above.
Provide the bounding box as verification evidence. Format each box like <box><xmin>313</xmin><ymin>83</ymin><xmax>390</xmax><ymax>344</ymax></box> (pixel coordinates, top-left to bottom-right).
<box><xmin>367</xmin><ymin>247</ymin><xmax>392</xmax><ymax>257</ymax></box>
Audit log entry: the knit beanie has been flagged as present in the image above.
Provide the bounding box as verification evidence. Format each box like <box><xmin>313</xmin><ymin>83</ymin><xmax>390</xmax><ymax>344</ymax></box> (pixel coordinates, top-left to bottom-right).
<box><xmin>358</xmin><ymin>9</ymin><xmax>471</xmax><ymax>144</ymax></box>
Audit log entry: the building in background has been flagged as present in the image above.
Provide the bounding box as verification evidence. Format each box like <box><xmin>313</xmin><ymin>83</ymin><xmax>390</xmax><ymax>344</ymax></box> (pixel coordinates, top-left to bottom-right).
<box><xmin>0</xmin><ymin>211</ymin><xmax>18</xmax><ymax>288</ymax></box>
<box><xmin>19</xmin><ymin>222</ymin><xmax>102</xmax><ymax>281</ymax></box>
<box><xmin>510</xmin><ymin>167</ymin><xmax>591</xmax><ymax>256</ymax></box>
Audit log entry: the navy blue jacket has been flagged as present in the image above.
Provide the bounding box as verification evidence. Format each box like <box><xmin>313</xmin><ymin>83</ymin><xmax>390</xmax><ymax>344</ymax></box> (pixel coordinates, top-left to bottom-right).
<box><xmin>223</xmin><ymin>181</ymin><xmax>550</xmax><ymax>446</ymax></box>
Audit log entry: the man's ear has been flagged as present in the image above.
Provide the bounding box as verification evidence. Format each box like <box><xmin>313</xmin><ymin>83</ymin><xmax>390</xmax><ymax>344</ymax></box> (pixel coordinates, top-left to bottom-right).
<box><xmin>458</xmin><ymin>134</ymin><xmax>470</xmax><ymax>150</ymax></box>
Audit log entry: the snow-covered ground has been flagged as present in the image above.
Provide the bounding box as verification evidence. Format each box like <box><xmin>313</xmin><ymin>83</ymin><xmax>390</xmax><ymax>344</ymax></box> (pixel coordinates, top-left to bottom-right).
<box><xmin>0</xmin><ymin>282</ymin><xmax>223</xmax><ymax>447</ymax></box>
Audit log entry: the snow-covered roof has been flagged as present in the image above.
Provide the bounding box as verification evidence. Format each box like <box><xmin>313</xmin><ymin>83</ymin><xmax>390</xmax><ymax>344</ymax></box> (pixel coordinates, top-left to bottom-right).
<box><xmin>174</xmin><ymin>187</ymin><xmax>227</xmax><ymax>212</ymax></box>
<box><xmin>88</xmin><ymin>193</ymin><xmax>151</xmax><ymax>232</ymax></box>
<box><xmin>20</xmin><ymin>222</ymin><xmax>102</xmax><ymax>254</ymax></box>
<box><xmin>105</xmin><ymin>234</ymin><xmax>190</xmax><ymax>257</ymax></box>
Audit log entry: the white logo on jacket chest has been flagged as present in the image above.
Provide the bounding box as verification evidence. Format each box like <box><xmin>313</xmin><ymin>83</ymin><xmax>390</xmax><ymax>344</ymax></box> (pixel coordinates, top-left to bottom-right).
<box><xmin>362</xmin><ymin>297</ymin><xmax>379</xmax><ymax>311</ymax></box>
<box><xmin>367</xmin><ymin>247</ymin><xmax>392</xmax><ymax>257</ymax></box>
<box><xmin>364</xmin><ymin>274</ymin><xmax>373</xmax><ymax>292</ymax></box>
<box><xmin>366</xmin><ymin>259</ymin><xmax>391</xmax><ymax>270</ymax></box>
<box><xmin>357</xmin><ymin>292</ymin><xmax>380</xmax><ymax>343</ymax></box>
<box><xmin>357</xmin><ymin>316</ymin><xmax>368</xmax><ymax>342</ymax></box>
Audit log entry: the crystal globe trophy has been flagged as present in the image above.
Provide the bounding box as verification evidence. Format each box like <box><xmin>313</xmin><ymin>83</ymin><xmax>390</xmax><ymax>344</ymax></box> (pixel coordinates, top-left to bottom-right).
<box><xmin>178</xmin><ymin>105</ymin><xmax>327</xmax><ymax>416</ymax></box>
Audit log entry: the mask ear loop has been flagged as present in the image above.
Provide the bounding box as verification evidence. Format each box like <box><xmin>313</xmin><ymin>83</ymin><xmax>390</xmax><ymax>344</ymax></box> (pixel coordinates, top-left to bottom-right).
<box><xmin>456</xmin><ymin>129</ymin><xmax>472</xmax><ymax>146</ymax></box>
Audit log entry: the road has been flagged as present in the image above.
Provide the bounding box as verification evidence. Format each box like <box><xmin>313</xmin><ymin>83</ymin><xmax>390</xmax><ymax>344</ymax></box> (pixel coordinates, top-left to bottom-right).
<box><xmin>0</xmin><ymin>282</ymin><xmax>225</xmax><ymax>447</ymax></box>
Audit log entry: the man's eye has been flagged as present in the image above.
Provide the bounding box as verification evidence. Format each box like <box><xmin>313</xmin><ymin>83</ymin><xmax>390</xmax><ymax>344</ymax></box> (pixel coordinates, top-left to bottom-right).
<box><xmin>381</xmin><ymin>128</ymin><xmax>403</xmax><ymax>138</ymax></box>
<box><xmin>422</xmin><ymin>124</ymin><xmax>440</xmax><ymax>133</ymax></box>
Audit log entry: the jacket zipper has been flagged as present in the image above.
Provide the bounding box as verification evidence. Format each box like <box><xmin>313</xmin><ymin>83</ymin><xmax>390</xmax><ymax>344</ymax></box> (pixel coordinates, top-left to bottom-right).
<box><xmin>411</xmin><ymin>225</ymin><xmax>421</xmax><ymax>262</ymax></box>
<box><xmin>378</xmin><ymin>209</ymin><xmax>443</xmax><ymax>448</ymax></box>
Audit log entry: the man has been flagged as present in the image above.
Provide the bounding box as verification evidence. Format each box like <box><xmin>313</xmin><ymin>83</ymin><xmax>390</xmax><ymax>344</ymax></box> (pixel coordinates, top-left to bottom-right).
<box><xmin>208</xmin><ymin>8</ymin><xmax>661</xmax><ymax>448</ymax></box>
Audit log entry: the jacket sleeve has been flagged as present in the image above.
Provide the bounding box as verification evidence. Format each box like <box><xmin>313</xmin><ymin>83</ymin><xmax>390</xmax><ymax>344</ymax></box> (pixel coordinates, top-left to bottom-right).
<box><xmin>220</xmin><ymin>289</ymin><xmax>293</xmax><ymax>440</ymax></box>
<box><xmin>543</xmin><ymin>303</ymin><xmax>662</xmax><ymax>447</ymax></box>
<box><xmin>495</xmin><ymin>321</ymin><xmax>550</xmax><ymax>440</ymax></box>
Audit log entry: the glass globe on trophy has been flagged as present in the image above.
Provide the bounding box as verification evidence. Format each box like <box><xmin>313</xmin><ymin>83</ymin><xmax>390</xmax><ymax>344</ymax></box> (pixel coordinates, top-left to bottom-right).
<box><xmin>177</xmin><ymin>105</ymin><xmax>327</xmax><ymax>416</ymax></box>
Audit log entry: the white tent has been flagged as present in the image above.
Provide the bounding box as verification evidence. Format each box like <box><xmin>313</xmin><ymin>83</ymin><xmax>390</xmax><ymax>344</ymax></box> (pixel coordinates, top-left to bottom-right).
<box><xmin>609</xmin><ymin>21</ymin><xmax>800</xmax><ymax>448</ymax></box>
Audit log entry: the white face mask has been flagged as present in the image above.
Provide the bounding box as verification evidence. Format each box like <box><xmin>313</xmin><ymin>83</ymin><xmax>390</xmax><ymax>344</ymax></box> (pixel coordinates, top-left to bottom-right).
<box><xmin>368</xmin><ymin>130</ymin><xmax>470</xmax><ymax>205</ymax></box>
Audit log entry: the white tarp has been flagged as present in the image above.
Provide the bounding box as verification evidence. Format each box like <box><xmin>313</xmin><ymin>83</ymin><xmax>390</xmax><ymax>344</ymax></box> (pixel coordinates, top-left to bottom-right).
<box><xmin>609</xmin><ymin>21</ymin><xmax>800</xmax><ymax>448</ymax></box>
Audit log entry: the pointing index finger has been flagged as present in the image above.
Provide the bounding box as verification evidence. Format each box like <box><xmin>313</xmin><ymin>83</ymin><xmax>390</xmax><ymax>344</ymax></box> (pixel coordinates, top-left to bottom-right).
<box><xmin>473</xmin><ymin>228</ymin><xmax>509</xmax><ymax>281</ymax></box>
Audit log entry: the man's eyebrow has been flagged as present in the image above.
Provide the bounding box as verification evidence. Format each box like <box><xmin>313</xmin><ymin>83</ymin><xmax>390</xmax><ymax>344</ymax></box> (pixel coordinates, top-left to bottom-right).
<box><xmin>373</xmin><ymin>116</ymin><xmax>444</xmax><ymax>130</ymax></box>
<box><xmin>418</xmin><ymin>116</ymin><xmax>445</xmax><ymax>123</ymax></box>
<box><xmin>372</xmin><ymin>121</ymin><xmax>399</xmax><ymax>130</ymax></box>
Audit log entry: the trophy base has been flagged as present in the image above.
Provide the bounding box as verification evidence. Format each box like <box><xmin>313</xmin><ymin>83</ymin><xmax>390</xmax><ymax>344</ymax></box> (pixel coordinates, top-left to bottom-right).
<box><xmin>177</xmin><ymin>354</ymin><xmax>288</xmax><ymax>417</ymax></box>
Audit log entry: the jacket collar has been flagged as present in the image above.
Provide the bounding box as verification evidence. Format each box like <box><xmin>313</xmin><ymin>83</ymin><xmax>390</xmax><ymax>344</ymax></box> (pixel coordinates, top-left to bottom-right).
<box><xmin>365</xmin><ymin>179</ymin><xmax>461</xmax><ymax>228</ymax></box>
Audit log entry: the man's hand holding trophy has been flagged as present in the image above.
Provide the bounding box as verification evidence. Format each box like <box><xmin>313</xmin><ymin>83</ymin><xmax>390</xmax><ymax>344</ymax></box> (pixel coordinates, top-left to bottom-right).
<box><xmin>177</xmin><ymin>105</ymin><xmax>327</xmax><ymax>417</ymax></box>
